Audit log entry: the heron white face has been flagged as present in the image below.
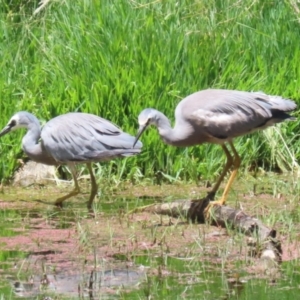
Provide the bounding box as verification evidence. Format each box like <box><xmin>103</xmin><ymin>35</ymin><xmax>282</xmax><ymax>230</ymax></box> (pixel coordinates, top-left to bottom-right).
<box><xmin>0</xmin><ymin>113</ymin><xmax>29</xmax><ymax>137</ymax></box>
<box><xmin>9</xmin><ymin>115</ymin><xmax>25</xmax><ymax>130</ymax></box>
<box><xmin>137</xmin><ymin>108</ymin><xmax>158</xmax><ymax>127</ymax></box>
<box><xmin>133</xmin><ymin>108</ymin><xmax>157</xmax><ymax>147</ymax></box>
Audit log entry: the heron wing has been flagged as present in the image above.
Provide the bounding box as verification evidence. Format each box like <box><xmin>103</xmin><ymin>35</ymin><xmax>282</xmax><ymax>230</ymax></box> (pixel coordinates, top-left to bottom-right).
<box><xmin>41</xmin><ymin>113</ymin><xmax>142</xmax><ymax>162</ymax></box>
<box><xmin>182</xmin><ymin>89</ymin><xmax>296</xmax><ymax>140</ymax></box>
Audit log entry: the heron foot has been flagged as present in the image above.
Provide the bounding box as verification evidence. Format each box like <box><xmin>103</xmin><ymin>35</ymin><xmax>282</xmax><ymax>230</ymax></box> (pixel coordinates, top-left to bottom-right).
<box><xmin>54</xmin><ymin>201</ymin><xmax>64</xmax><ymax>208</ymax></box>
<box><xmin>206</xmin><ymin>191</ymin><xmax>216</xmax><ymax>201</ymax></box>
<box><xmin>203</xmin><ymin>198</ymin><xmax>224</xmax><ymax>220</ymax></box>
<box><xmin>33</xmin><ymin>199</ymin><xmax>64</xmax><ymax>208</ymax></box>
<box><xmin>126</xmin><ymin>203</ymin><xmax>156</xmax><ymax>215</ymax></box>
<box><xmin>54</xmin><ymin>187</ymin><xmax>80</xmax><ymax>208</ymax></box>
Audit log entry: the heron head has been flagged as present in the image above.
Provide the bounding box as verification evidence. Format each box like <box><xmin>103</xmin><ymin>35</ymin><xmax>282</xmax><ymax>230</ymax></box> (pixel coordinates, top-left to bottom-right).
<box><xmin>0</xmin><ymin>111</ymin><xmax>39</xmax><ymax>137</ymax></box>
<box><xmin>133</xmin><ymin>108</ymin><xmax>158</xmax><ymax>147</ymax></box>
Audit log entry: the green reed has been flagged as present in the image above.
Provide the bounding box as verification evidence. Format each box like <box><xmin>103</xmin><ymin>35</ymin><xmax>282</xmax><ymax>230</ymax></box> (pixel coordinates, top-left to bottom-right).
<box><xmin>0</xmin><ymin>0</ymin><xmax>298</xmax><ymax>182</ymax></box>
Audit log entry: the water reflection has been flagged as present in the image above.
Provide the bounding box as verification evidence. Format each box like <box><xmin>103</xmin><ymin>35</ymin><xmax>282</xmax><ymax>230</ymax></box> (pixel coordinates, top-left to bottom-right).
<box><xmin>10</xmin><ymin>268</ymin><xmax>145</xmax><ymax>299</ymax></box>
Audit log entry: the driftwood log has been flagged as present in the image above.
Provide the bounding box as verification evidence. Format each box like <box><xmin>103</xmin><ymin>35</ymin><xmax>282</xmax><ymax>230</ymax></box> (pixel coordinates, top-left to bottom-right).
<box><xmin>135</xmin><ymin>197</ymin><xmax>282</xmax><ymax>263</ymax></box>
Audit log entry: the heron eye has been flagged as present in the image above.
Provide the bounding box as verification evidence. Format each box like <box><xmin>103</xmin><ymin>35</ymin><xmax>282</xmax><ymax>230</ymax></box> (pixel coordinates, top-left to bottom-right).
<box><xmin>9</xmin><ymin>120</ymin><xmax>16</xmax><ymax>127</ymax></box>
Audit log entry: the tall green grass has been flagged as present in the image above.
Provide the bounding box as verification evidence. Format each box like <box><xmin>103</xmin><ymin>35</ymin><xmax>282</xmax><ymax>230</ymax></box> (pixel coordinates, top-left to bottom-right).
<box><xmin>0</xmin><ymin>0</ymin><xmax>299</xmax><ymax>182</ymax></box>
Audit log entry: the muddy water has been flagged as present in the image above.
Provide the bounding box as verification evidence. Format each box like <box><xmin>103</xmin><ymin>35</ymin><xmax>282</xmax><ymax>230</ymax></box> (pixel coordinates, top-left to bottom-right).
<box><xmin>0</xmin><ymin>182</ymin><xmax>299</xmax><ymax>299</ymax></box>
<box><xmin>0</xmin><ymin>204</ymin><xmax>146</xmax><ymax>299</ymax></box>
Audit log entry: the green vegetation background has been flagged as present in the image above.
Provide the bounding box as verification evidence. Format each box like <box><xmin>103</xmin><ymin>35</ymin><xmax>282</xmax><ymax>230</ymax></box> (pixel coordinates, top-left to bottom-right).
<box><xmin>0</xmin><ymin>0</ymin><xmax>299</xmax><ymax>183</ymax></box>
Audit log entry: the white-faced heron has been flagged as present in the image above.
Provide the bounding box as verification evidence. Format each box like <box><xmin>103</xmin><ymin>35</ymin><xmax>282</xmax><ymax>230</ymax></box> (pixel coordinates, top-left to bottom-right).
<box><xmin>0</xmin><ymin>111</ymin><xmax>143</xmax><ymax>210</ymax></box>
<box><xmin>133</xmin><ymin>89</ymin><xmax>297</xmax><ymax>213</ymax></box>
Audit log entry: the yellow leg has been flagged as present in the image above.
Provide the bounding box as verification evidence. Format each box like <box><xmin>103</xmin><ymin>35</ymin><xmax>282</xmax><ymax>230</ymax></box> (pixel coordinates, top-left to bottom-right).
<box><xmin>205</xmin><ymin>141</ymin><xmax>241</xmax><ymax>218</ymax></box>
<box><xmin>55</xmin><ymin>163</ymin><xmax>80</xmax><ymax>207</ymax></box>
<box><xmin>208</xmin><ymin>144</ymin><xmax>234</xmax><ymax>198</ymax></box>
<box><xmin>86</xmin><ymin>163</ymin><xmax>98</xmax><ymax>210</ymax></box>
<box><xmin>217</xmin><ymin>141</ymin><xmax>241</xmax><ymax>205</ymax></box>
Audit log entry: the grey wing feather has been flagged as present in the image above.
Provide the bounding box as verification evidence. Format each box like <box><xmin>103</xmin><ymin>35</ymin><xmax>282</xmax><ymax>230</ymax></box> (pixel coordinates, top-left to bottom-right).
<box><xmin>41</xmin><ymin>113</ymin><xmax>142</xmax><ymax>163</ymax></box>
<box><xmin>181</xmin><ymin>89</ymin><xmax>296</xmax><ymax>140</ymax></box>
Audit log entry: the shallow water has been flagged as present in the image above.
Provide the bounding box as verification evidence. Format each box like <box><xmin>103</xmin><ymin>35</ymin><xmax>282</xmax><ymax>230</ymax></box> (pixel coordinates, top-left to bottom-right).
<box><xmin>1</xmin><ymin>251</ymin><xmax>299</xmax><ymax>299</ymax></box>
<box><xmin>0</xmin><ymin>205</ymin><xmax>146</xmax><ymax>299</ymax></box>
<box><xmin>0</xmin><ymin>183</ymin><xmax>299</xmax><ymax>299</ymax></box>
<box><xmin>8</xmin><ymin>268</ymin><xmax>144</xmax><ymax>299</ymax></box>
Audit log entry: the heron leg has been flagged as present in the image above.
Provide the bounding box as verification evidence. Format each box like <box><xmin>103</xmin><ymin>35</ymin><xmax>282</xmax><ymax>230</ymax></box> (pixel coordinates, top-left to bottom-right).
<box><xmin>54</xmin><ymin>163</ymin><xmax>80</xmax><ymax>207</ymax></box>
<box><xmin>207</xmin><ymin>144</ymin><xmax>233</xmax><ymax>200</ymax></box>
<box><xmin>218</xmin><ymin>141</ymin><xmax>241</xmax><ymax>205</ymax></box>
<box><xmin>204</xmin><ymin>141</ymin><xmax>241</xmax><ymax>218</ymax></box>
<box><xmin>86</xmin><ymin>163</ymin><xmax>98</xmax><ymax>210</ymax></box>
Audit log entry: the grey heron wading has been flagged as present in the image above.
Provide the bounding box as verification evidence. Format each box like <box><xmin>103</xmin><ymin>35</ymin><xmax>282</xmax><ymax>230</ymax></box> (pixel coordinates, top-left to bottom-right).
<box><xmin>0</xmin><ymin>112</ymin><xmax>143</xmax><ymax>210</ymax></box>
<box><xmin>133</xmin><ymin>89</ymin><xmax>297</xmax><ymax>213</ymax></box>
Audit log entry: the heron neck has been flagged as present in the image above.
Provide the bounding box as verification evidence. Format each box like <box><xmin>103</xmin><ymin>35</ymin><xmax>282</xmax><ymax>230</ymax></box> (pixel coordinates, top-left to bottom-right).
<box><xmin>22</xmin><ymin>124</ymin><xmax>42</xmax><ymax>157</ymax></box>
<box><xmin>156</xmin><ymin>111</ymin><xmax>184</xmax><ymax>146</ymax></box>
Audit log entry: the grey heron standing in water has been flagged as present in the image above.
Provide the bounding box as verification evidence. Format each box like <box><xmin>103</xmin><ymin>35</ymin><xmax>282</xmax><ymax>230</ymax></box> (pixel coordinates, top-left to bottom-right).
<box><xmin>133</xmin><ymin>89</ymin><xmax>296</xmax><ymax>214</ymax></box>
<box><xmin>0</xmin><ymin>111</ymin><xmax>143</xmax><ymax>210</ymax></box>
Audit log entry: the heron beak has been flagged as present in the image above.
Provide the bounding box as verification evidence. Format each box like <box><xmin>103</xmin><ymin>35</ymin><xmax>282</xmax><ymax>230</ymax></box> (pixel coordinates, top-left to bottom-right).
<box><xmin>0</xmin><ymin>125</ymin><xmax>12</xmax><ymax>137</ymax></box>
<box><xmin>133</xmin><ymin>124</ymin><xmax>147</xmax><ymax>148</ymax></box>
